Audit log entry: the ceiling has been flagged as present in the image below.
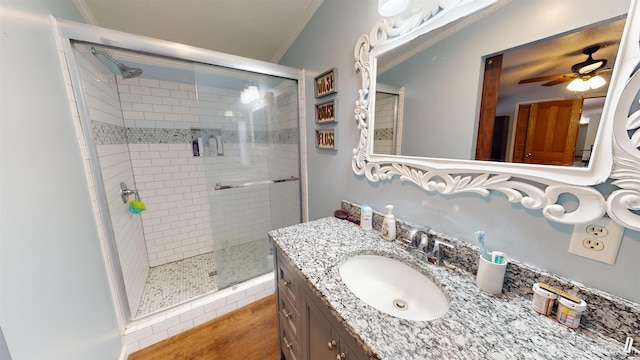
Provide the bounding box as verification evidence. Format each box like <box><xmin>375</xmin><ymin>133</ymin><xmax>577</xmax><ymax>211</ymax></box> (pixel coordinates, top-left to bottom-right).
<box><xmin>497</xmin><ymin>16</ymin><xmax>626</xmax><ymax>105</ymax></box>
<box><xmin>74</xmin><ymin>0</ymin><xmax>324</xmax><ymax>63</ymax></box>
<box><xmin>75</xmin><ymin>0</ymin><xmax>625</xmax><ymax>110</ymax></box>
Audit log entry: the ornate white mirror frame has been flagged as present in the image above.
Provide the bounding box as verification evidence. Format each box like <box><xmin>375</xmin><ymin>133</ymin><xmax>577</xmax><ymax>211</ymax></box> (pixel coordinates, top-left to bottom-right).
<box><xmin>353</xmin><ymin>0</ymin><xmax>640</xmax><ymax>230</ymax></box>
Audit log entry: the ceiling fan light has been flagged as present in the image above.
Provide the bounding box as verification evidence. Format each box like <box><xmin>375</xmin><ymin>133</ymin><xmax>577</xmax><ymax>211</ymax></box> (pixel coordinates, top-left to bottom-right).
<box><xmin>577</xmin><ymin>61</ymin><xmax>606</xmax><ymax>75</ymax></box>
<box><xmin>378</xmin><ymin>0</ymin><xmax>408</xmax><ymax>17</ymax></box>
<box><xmin>588</xmin><ymin>75</ymin><xmax>606</xmax><ymax>89</ymax></box>
<box><xmin>567</xmin><ymin>78</ymin><xmax>590</xmax><ymax>92</ymax></box>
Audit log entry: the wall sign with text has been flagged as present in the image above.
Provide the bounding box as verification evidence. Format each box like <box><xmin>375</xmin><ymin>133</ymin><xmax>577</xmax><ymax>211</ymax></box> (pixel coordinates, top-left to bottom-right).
<box><xmin>315</xmin><ymin>99</ymin><xmax>337</xmax><ymax>124</ymax></box>
<box><xmin>315</xmin><ymin>128</ymin><xmax>336</xmax><ymax>150</ymax></box>
<box><xmin>314</xmin><ymin>68</ymin><xmax>337</xmax><ymax>98</ymax></box>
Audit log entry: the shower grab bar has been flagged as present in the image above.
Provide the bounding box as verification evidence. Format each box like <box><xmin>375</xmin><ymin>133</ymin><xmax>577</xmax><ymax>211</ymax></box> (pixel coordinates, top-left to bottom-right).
<box><xmin>214</xmin><ymin>176</ymin><xmax>299</xmax><ymax>190</ymax></box>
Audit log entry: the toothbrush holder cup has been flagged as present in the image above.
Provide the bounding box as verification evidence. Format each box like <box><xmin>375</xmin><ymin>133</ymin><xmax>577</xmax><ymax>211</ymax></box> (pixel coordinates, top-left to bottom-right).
<box><xmin>476</xmin><ymin>251</ymin><xmax>507</xmax><ymax>294</ymax></box>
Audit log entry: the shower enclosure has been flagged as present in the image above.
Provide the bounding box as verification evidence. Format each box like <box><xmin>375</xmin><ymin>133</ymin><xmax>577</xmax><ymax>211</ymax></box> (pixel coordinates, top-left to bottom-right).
<box><xmin>62</xmin><ymin>26</ymin><xmax>302</xmax><ymax>323</ymax></box>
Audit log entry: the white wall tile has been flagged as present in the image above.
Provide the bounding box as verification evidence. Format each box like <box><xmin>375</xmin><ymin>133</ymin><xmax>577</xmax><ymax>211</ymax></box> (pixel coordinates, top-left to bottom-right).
<box><xmin>78</xmin><ymin>48</ymin><xmax>150</xmax><ymax>317</ymax></box>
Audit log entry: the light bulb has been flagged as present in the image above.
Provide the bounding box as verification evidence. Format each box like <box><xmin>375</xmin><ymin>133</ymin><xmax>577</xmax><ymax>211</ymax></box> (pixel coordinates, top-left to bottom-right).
<box><xmin>567</xmin><ymin>78</ymin><xmax>590</xmax><ymax>92</ymax></box>
<box><xmin>588</xmin><ymin>75</ymin><xmax>606</xmax><ymax>89</ymax></box>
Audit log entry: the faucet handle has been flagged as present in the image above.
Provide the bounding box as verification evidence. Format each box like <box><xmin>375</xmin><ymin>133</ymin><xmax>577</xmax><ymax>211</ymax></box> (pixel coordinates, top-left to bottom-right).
<box><xmin>419</xmin><ymin>233</ymin><xmax>431</xmax><ymax>246</ymax></box>
<box><xmin>413</xmin><ymin>229</ymin><xmax>431</xmax><ymax>250</ymax></box>
<box><xmin>433</xmin><ymin>239</ymin><xmax>454</xmax><ymax>250</ymax></box>
<box><xmin>404</xmin><ymin>228</ymin><xmax>418</xmax><ymax>248</ymax></box>
<box><xmin>431</xmin><ymin>239</ymin><xmax>454</xmax><ymax>266</ymax></box>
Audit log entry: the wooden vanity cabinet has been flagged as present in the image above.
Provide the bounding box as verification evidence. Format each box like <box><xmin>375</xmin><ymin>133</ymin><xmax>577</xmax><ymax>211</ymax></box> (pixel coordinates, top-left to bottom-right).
<box><xmin>305</xmin><ymin>292</ymin><xmax>367</xmax><ymax>360</ymax></box>
<box><xmin>276</xmin><ymin>249</ymin><xmax>303</xmax><ymax>360</ymax></box>
<box><xmin>275</xmin><ymin>249</ymin><xmax>368</xmax><ymax>360</ymax></box>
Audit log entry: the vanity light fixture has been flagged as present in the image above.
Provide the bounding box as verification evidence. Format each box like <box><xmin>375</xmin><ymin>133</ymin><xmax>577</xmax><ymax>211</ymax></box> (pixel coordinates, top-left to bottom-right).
<box><xmin>567</xmin><ymin>75</ymin><xmax>607</xmax><ymax>92</ymax></box>
<box><xmin>378</xmin><ymin>0</ymin><xmax>409</xmax><ymax>17</ymax></box>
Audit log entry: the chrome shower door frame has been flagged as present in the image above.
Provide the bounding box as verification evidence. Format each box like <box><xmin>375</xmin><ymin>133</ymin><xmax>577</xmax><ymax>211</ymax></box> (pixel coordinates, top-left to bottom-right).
<box><xmin>56</xmin><ymin>18</ymin><xmax>306</xmax><ymax>330</ymax></box>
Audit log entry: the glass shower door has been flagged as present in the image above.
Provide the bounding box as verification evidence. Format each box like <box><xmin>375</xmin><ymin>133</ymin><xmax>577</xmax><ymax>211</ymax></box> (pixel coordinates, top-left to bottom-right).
<box><xmin>194</xmin><ymin>63</ymin><xmax>301</xmax><ymax>289</ymax></box>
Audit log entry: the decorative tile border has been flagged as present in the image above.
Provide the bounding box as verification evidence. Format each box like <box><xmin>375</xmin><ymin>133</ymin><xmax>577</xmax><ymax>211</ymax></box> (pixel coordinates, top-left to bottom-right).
<box><xmin>127</xmin><ymin>127</ymin><xmax>191</xmax><ymax>144</ymax></box>
<box><xmin>269</xmin><ymin>128</ymin><xmax>299</xmax><ymax>145</ymax></box>
<box><xmin>374</xmin><ymin>127</ymin><xmax>394</xmax><ymax>141</ymax></box>
<box><xmin>91</xmin><ymin>120</ymin><xmax>298</xmax><ymax>145</ymax></box>
<box><xmin>340</xmin><ymin>200</ymin><xmax>640</xmax><ymax>344</ymax></box>
<box><xmin>92</xmin><ymin>121</ymin><xmax>128</xmax><ymax>145</ymax></box>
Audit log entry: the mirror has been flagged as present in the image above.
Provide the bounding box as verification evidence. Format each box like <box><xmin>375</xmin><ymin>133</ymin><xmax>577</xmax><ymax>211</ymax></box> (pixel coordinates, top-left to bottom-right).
<box><xmin>353</xmin><ymin>0</ymin><xmax>640</xmax><ymax>230</ymax></box>
<box><xmin>374</xmin><ymin>2</ymin><xmax>627</xmax><ymax>166</ymax></box>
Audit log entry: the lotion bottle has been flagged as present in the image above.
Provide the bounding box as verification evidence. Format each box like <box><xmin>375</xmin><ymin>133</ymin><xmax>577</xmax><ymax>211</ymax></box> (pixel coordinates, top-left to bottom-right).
<box><xmin>381</xmin><ymin>205</ymin><xmax>396</xmax><ymax>241</ymax></box>
<box><xmin>361</xmin><ymin>205</ymin><xmax>372</xmax><ymax>230</ymax></box>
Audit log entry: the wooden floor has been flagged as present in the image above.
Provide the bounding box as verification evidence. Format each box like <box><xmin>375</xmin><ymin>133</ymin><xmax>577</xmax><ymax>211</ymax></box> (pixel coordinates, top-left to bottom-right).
<box><xmin>128</xmin><ymin>294</ymin><xmax>279</xmax><ymax>360</ymax></box>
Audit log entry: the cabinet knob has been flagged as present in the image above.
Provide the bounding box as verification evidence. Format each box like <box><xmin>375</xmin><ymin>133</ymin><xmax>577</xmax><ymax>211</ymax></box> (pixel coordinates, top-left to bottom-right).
<box><xmin>283</xmin><ymin>280</ymin><xmax>291</xmax><ymax>287</ymax></box>
<box><xmin>285</xmin><ymin>342</ymin><xmax>293</xmax><ymax>350</ymax></box>
<box><xmin>284</xmin><ymin>311</ymin><xmax>292</xmax><ymax>319</ymax></box>
<box><xmin>336</xmin><ymin>353</ymin><xmax>346</xmax><ymax>359</ymax></box>
<box><xmin>327</xmin><ymin>340</ymin><xmax>336</xmax><ymax>351</ymax></box>
<box><xmin>525</xmin><ymin>152</ymin><xmax>532</xmax><ymax>158</ymax></box>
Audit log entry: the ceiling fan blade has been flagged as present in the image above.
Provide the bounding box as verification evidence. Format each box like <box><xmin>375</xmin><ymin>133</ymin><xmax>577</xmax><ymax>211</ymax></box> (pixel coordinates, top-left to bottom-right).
<box><xmin>542</xmin><ymin>75</ymin><xmax>577</xmax><ymax>86</ymax></box>
<box><xmin>518</xmin><ymin>73</ymin><xmax>570</xmax><ymax>84</ymax></box>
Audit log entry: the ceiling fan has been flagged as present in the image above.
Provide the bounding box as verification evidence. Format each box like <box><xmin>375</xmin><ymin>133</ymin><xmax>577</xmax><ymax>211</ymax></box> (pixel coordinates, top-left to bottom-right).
<box><xmin>518</xmin><ymin>45</ymin><xmax>611</xmax><ymax>87</ymax></box>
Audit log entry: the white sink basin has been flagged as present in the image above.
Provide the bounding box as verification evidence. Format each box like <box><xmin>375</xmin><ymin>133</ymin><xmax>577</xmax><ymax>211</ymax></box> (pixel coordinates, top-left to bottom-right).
<box><xmin>338</xmin><ymin>254</ymin><xmax>449</xmax><ymax>321</ymax></box>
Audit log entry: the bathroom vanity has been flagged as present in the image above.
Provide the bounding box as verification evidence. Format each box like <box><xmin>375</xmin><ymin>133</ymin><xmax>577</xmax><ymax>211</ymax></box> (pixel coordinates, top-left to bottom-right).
<box><xmin>270</xmin><ymin>217</ymin><xmax>633</xmax><ymax>359</ymax></box>
<box><xmin>275</xmin><ymin>242</ymin><xmax>368</xmax><ymax>360</ymax></box>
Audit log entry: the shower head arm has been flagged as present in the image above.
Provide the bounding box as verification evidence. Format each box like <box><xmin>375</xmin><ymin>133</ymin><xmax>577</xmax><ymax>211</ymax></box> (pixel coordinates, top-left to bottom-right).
<box><xmin>91</xmin><ymin>46</ymin><xmax>143</xmax><ymax>79</ymax></box>
<box><xmin>91</xmin><ymin>47</ymin><xmax>124</xmax><ymax>66</ymax></box>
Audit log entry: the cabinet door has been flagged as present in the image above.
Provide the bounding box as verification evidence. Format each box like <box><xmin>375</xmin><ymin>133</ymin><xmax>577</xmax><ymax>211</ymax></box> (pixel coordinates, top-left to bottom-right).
<box><xmin>280</xmin><ymin>321</ymin><xmax>302</xmax><ymax>360</ymax></box>
<box><xmin>333</xmin><ymin>329</ymin><xmax>349</xmax><ymax>360</ymax></box>
<box><xmin>340</xmin><ymin>338</ymin><xmax>365</xmax><ymax>360</ymax></box>
<box><xmin>277</xmin><ymin>252</ymin><xmax>301</xmax><ymax>307</ymax></box>
<box><xmin>276</xmin><ymin>250</ymin><xmax>302</xmax><ymax>360</ymax></box>
<box><xmin>306</xmin><ymin>296</ymin><xmax>338</xmax><ymax>360</ymax></box>
<box><xmin>276</xmin><ymin>248</ymin><xmax>369</xmax><ymax>360</ymax></box>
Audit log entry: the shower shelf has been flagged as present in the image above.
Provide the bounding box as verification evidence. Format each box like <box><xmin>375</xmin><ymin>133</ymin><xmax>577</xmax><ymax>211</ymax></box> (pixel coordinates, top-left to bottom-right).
<box><xmin>214</xmin><ymin>176</ymin><xmax>299</xmax><ymax>190</ymax></box>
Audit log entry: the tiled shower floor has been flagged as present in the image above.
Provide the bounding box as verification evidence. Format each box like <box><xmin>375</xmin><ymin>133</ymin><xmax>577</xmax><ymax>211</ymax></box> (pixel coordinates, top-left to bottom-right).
<box><xmin>135</xmin><ymin>252</ymin><xmax>218</xmax><ymax>318</ymax></box>
<box><xmin>134</xmin><ymin>240</ymin><xmax>273</xmax><ymax>318</ymax></box>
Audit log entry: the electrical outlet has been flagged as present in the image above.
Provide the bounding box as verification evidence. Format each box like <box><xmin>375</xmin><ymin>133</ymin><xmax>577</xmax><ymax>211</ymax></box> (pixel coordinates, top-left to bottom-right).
<box><xmin>582</xmin><ymin>238</ymin><xmax>604</xmax><ymax>251</ymax></box>
<box><xmin>569</xmin><ymin>218</ymin><xmax>624</xmax><ymax>264</ymax></box>
<box><xmin>586</xmin><ymin>225</ymin><xmax>608</xmax><ymax>237</ymax></box>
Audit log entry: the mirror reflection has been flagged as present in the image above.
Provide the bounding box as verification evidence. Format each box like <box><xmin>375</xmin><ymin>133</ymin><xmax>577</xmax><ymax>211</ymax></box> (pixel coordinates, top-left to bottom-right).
<box><xmin>374</xmin><ymin>84</ymin><xmax>404</xmax><ymax>155</ymax></box>
<box><xmin>374</xmin><ymin>0</ymin><xmax>629</xmax><ymax>168</ymax></box>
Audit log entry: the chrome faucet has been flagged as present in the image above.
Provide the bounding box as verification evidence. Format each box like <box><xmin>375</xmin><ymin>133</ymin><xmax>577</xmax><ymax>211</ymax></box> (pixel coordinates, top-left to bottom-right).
<box><xmin>430</xmin><ymin>240</ymin><xmax>455</xmax><ymax>266</ymax></box>
<box><xmin>408</xmin><ymin>227</ymin><xmax>433</xmax><ymax>257</ymax></box>
<box><xmin>406</xmin><ymin>227</ymin><xmax>455</xmax><ymax>266</ymax></box>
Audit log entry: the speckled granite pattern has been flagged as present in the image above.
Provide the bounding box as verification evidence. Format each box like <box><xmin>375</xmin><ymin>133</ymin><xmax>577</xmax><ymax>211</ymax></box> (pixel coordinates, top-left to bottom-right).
<box><xmin>340</xmin><ymin>200</ymin><xmax>640</xmax><ymax>344</ymax></box>
<box><xmin>269</xmin><ymin>217</ymin><xmax>637</xmax><ymax>360</ymax></box>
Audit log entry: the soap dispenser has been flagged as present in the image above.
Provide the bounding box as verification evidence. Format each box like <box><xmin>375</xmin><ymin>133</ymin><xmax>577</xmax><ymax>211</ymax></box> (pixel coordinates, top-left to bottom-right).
<box><xmin>381</xmin><ymin>205</ymin><xmax>396</xmax><ymax>241</ymax></box>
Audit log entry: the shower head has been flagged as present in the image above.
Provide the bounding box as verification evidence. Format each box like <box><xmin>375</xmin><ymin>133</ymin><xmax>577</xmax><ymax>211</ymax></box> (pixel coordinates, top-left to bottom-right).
<box><xmin>91</xmin><ymin>47</ymin><xmax>143</xmax><ymax>79</ymax></box>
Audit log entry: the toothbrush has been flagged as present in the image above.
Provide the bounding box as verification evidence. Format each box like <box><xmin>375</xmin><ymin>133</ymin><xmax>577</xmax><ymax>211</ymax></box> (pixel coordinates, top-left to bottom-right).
<box><xmin>475</xmin><ymin>230</ymin><xmax>490</xmax><ymax>261</ymax></box>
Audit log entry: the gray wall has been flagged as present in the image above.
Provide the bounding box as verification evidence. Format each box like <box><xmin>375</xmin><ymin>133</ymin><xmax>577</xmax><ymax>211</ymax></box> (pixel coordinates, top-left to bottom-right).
<box><xmin>0</xmin><ymin>0</ymin><xmax>122</xmax><ymax>358</ymax></box>
<box><xmin>280</xmin><ymin>0</ymin><xmax>640</xmax><ymax>303</ymax></box>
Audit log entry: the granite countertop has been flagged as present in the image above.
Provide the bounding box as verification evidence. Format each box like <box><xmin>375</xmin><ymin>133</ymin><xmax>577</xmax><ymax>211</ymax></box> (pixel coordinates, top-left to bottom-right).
<box><xmin>269</xmin><ymin>217</ymin><xmax>631</xmax><ymax>360</ymax></box>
